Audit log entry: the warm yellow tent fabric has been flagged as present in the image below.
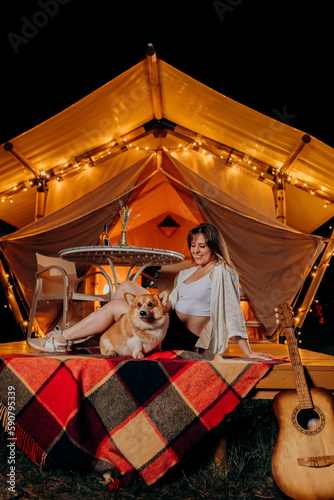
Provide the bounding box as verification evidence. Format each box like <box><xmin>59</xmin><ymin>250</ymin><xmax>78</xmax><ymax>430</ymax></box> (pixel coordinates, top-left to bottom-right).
<box><xmin>0</xmin><ymin>54</ymin><xmax>330</xmax><ymax>338</ymax></box>
<box><xmin>1</xmin><ymin>58</ymin><xmax>334</xmax><ymax>231</ymax></box>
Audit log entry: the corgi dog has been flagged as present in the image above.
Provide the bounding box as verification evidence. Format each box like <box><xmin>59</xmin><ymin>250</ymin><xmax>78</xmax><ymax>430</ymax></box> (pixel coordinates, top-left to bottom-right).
<box><xmin>100</xmin><ymin>290</ymin><xmax>170</xmax><ymax>358</ymax></box>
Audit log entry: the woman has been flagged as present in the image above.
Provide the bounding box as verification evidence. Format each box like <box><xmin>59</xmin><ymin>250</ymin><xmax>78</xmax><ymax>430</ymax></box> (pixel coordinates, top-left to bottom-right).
<box><xmin>28</xmin><ymin>223</ymin><xmax>273</xmax><ymax>359</ymax></box>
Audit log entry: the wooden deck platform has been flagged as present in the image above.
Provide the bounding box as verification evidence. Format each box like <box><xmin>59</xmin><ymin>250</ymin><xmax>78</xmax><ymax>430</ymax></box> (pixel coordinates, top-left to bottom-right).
<box><xmin>226</xmin><ymin>342</ymin><xmax>334</xmax><ymax>398</ymax></box>
<box><xmin>1</xmin><ymin>340</ymin><xmax>333</xmax><ymax>399</ymax></box>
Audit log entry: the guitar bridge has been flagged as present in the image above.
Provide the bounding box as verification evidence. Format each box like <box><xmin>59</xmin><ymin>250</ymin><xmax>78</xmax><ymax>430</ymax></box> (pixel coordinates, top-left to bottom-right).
<box><xmin>297</xmin><ymin>456</ymin><xmax>334</xmax><ymax>468</ymax></box>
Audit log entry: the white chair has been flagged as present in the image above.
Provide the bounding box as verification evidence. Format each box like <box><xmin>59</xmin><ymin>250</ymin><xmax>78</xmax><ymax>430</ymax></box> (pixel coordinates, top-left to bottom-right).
<box><xmin>26</xmin><ymin>253</ymin><xmax>113</xmax><ymax>341</ymax></box>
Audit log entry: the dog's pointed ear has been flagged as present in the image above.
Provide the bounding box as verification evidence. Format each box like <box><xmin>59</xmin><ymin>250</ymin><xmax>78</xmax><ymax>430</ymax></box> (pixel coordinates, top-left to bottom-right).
<box><xmin>124</xmin><ymin>293</ymin><xmax>136</xmax><ymax>305</ymax></box>
<box><xmin>158</xmin><ymin>290</ymin><xmax>170</xmax><ymax>306</ymax></box>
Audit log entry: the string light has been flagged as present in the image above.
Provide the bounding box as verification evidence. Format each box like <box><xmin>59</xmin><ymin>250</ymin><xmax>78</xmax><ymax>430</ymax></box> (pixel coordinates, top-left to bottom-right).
<box><xmin>1</xmin><ymin>131</ymin><xmax>334</xmax><ymax>208</ymax></box>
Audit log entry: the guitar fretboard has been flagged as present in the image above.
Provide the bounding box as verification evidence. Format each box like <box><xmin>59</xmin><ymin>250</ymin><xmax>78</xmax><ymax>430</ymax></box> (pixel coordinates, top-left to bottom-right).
<box><xmin>279</xmin><ymin>305</ymin><xmax>313</xmax><ymax>409</ymax></box>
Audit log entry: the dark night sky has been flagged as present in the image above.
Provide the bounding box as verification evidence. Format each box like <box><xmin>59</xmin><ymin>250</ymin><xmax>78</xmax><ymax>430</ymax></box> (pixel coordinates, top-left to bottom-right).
<box><xmin>1</xmin><ymin>0</ymin><xmax>333</xmax><ymax>147</ymax></box>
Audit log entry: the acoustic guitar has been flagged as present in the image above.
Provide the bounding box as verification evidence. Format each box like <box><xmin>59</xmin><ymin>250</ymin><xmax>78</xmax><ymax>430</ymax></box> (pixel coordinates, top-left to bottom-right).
<box><xmin>272</xmin><ymin>303</ymin><xmax>334</xmax><ymax>500</ymax></box>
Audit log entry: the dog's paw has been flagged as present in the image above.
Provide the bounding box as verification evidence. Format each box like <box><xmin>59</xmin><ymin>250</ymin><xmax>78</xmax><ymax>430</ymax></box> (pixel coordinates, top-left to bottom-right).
<box><xmin>100</xmin><ymin>348</ymin><xmax>116</xmax><ymax>356</ymax></box>
<box><xmin>132</xmin><ymin>351</ymin><xmax>145</xmax><ymax>359</ymax></box>
<box><xmin>105</xmin><ymin>349</ymin><xmax>117</xmax><ymax>357</ymax></box>
<box><xmin>100</xmin><ymin>338</ymin><xmax>117</xmax><ymax>356</ymax></box>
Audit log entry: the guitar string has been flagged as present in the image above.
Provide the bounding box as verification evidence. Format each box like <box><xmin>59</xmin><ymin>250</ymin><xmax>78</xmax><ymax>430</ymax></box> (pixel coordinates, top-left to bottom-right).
<box><xmin>290</xmin><ymin>325</ymin><xmax>326</xmax><ymax>465</ymax></box>
<box><xmin>283</xmin><ymin>313</ymin><xmax>327</xmax><ymax>466</ymax></box>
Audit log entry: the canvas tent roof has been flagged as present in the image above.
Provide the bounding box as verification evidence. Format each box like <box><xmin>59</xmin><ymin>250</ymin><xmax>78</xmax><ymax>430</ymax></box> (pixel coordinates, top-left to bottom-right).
<box><xmin>1</xmin><ymin>49</ymin><xmax>334</xmax><ymax>232</ymax></box>
<box><xmin>0</xmin><ymin>47</ymin><xmax>331</xmax><ymax>339</ymax></box>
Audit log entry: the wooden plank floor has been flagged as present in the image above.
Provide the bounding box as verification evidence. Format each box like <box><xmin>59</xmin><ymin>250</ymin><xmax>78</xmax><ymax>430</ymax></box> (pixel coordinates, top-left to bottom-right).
<box><xmin>226</xmin><ymin>342</ymin><xmax>334</xmax><ymax>398</ymax></box>
<box><xmin>1</xmin><ymin>340</ymin><xmax>333</xmax><ymax>399</ymax></box>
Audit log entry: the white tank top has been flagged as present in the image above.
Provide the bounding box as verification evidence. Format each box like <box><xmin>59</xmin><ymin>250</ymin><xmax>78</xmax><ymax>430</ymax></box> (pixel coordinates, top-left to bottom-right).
<box><xmin>175</xmin><ymin>271</ymin><xmax>212</xmax><ymax>316</ymax></box>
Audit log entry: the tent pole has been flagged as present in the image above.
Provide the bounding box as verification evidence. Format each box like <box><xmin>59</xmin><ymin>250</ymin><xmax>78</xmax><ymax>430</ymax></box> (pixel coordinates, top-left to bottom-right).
<box><xmin>35</xmin><ymin>181</ymin><xmax>47</xmax><ymax>220</ymax></box>
<box><xmin>279</xmin><ymin>134</ymin><xmax>311</xmax><ymax>175</ymax></box>
<box><xmin>4</xmin><ymin>142</ymin><xmax>47</xmax><ymax>221</ymax></box>
<box><xmin>276</xmin><ymin>134</ymin><xmax>332</xmax><ymax>332</ymax></box>
<box><xmin>294</xmin><ymin>227</ymin><xmax>334</xmax><ymax>329</ymax></box>
<box><xmin>275</xmin><ymin>179</ymin><xmax>286</xmax><ymax>225</ymax></box>
<box><xmin>4</xmin><ymin>142</ymin><xmax>41</xmax><ymax>178</ymax></box>
<box><xmin>4</xmin><ymin>142</ymin><xmax>47</xmax><ymax>220</ymax></box>
<box><xmin>146</xmin><ymin>43</ymin><xmax>163</xmax><ymax>120</ymax></box>
<box><xmin>274</xmin><ymin>135</ymin><xmax>311</xmax><ymax>225</ymax></box>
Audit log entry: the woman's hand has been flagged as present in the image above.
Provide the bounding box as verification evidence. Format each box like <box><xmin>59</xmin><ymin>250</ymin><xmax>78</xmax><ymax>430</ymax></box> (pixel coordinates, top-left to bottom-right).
<box><xmin>237</xmin><ymin>338</ymin><xmax>276</xmax><ymax>360</ymax></box>
<box><xmin>247</xmin><ymin>350</ymin><xmax>276</xmax><ymax>360</ymax></box>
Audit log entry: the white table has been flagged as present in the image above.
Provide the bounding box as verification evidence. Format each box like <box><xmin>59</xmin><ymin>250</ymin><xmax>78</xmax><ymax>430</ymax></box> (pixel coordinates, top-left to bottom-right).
<box><xmin>59</xmin><ymin>246</ymin><xmax>184</xmax><ymax>295</ymax></box>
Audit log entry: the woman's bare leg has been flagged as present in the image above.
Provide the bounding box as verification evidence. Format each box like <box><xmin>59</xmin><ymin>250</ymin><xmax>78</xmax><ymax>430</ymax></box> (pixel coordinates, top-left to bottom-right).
<box><xmin>55</xmin><ymin>281</ymin><xmax>149</xmax><ymax>343</ymax></box>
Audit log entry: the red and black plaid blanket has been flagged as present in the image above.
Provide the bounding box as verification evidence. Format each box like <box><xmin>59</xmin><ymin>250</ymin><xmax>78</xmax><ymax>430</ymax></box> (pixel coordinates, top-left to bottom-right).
<box><xmin>0</xmin><ymin>349</ymin><xmax>284</xmax><ymax>485</ymax></box>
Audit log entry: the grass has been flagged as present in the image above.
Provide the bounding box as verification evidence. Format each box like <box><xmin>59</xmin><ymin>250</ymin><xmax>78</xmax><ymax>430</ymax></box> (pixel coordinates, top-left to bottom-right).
<box><xmin>0</xmin><ymin>399</ymin><xmax>288</xmax><ymax>499</ymax></box>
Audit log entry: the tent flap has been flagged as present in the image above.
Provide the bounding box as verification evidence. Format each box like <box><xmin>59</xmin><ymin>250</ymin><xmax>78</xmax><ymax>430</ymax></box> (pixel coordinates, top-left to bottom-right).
<box><xmin>1</xmin><ymin>157</ymin><xmax>324</xmax><ymax>337</ymax></box>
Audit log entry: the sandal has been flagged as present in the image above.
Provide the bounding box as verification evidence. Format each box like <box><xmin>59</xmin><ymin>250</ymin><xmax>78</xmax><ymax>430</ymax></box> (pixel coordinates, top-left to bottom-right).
<box><xmin>27</xmin><ymin>325</ymin><xmax>68</xmax><ymax>353</ymax></box>
<box><xmin>68</xmin><ymin>336</ymin><xmax>93</xmax><ymax>345</ymax></box>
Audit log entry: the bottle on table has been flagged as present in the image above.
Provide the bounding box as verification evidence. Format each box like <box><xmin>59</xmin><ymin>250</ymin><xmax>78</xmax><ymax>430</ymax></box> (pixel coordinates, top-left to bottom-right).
<box><xmin>100</xmin><ymin>225</ymin><xmax>110</xmax><ymax>246</ymax></box>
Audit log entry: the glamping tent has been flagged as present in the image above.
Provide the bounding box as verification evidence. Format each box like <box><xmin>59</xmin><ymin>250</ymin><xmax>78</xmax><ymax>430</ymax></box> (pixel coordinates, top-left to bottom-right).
<box><xmin>0</xmin><ymin>45</ymin><xmax>333</xmax><ymax>340</ymax></box>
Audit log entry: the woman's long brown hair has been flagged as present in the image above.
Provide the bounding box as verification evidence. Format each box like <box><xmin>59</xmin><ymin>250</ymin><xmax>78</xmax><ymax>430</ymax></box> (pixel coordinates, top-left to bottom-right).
<box><xmin>187</xmin><ymin>223</ymin><xmax>236</xmax><ymax>270</ymax></box>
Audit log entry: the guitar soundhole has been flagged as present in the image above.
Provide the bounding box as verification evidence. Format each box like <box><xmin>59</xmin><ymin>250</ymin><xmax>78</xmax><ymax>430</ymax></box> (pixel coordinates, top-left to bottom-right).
<box><xmin>292</xmin><ymin>406</ymin><xmax>325</xmax><ymax>435</ymax></box>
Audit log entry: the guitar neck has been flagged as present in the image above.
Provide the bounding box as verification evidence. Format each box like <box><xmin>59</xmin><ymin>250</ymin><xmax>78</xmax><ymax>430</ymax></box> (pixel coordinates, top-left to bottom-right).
<box><xmin>284</xmin><ymin>323</ymin><xmax>313</xmax><ymax>409</ymax></box>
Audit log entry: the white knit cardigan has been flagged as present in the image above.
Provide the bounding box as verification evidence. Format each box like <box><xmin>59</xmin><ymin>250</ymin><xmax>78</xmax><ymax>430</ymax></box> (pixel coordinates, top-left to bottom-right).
<box><xmin>168</xmin><ymin>262</ymin><xmax>249</xmax><ymax>355</ymax></box>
